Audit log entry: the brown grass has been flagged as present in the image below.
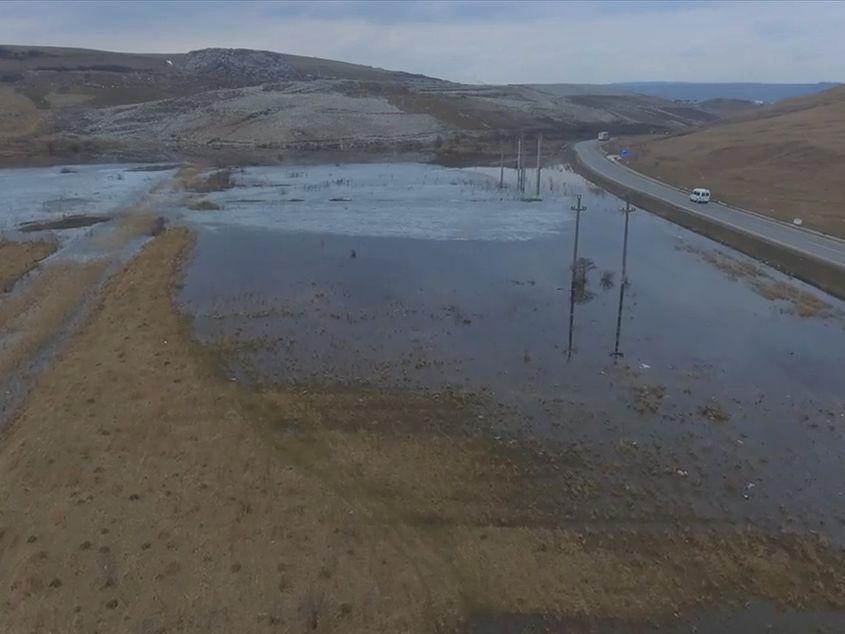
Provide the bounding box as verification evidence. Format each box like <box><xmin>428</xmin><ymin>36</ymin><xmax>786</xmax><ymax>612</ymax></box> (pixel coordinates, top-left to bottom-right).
<box><xmin>0</xmin><ymin>240</ymin><xmax>56</xmax><ymax>292</ymax></box>
<box><xmin>681</xmin><ymin>244</ymin><xmax>835</xmax><ymax>318</ymax></box>
<box><xmin>1</xmin><ymin>229</ymin><xmax>845</xmax><ymax>632</ymax></box>
<box><xmin>625</xmin><ymin>86</ymin><xmax>845</xmax><ymax>238</ymax></box>
<box><xmin>699</xmin><ymin>250</ymin><xmax>764</xmax><ymax>281</ymax></box>
<box><xmin>174</xmin><ymin>165</ymin><xmax>234</xmax><ymax>193</ymax></box>
<box><xmin>750</xmin><ymin>279</ymin><xmax>833</xmax><ymax>318</ymax></box>
<box><xmin>89</xmin><ymin>209</ymin><xmax>164</xmax><ymax>250</ymax></box>
<box><xmin>0</xmin><ymin>259</ymin><xmax>107</xmax><ymax>380</ymax></box>
<box><xmin>0</xmin><ymin>86</ymin><xmax>42</xmax><ymax>139</ymax></box>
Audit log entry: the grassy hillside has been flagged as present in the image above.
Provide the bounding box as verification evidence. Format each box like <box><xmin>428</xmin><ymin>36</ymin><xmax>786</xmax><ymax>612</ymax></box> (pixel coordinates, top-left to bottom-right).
<box><xmin>624</xmin><ymin>85</ymin><xmax>845</xmax><ymax>238</ymax></box>
<box><xmin>0</xmin><ymin>86</ymin><xmax>42</xmax><ymax>138</ymax></box>
<box><xmin>0</xmin><ymin>45</ymin><xmax>723</xmax><ymax>166</ymax></box>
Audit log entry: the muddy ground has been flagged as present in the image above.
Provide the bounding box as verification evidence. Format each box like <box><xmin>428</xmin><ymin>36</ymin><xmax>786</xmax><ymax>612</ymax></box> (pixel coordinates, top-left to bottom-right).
<box><xmin>1</xmin><ymin>166</ymin><xmax>845</xmax><ymax>632</ymax></box>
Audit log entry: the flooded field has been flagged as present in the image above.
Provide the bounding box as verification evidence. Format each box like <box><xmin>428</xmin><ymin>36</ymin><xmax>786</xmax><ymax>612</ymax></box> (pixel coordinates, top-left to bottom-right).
<box><xmin>177</xmin><ymin>163</ymin><xmax>845</xmax><ymax>547</ymax></box>
<box><xmin>0</xmin><ymin>163</ymin><xmax>171</xmax><ymax>234</ymax></box>
<box><xmin>3</xmin><ymin>161</ymin><xmax>845</xmax><ymax>632</ymax></box>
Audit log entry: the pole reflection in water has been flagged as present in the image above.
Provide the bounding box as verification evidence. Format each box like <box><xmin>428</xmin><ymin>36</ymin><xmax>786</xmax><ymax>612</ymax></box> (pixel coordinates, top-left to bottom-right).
<box><xmin>612</xmin><ymin>200</ymin><xmax>636</xmax><ymax>359</ymax></box>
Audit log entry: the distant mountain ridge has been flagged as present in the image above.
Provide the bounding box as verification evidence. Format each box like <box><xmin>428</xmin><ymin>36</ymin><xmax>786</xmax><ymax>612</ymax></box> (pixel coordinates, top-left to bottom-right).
<box><xmin>608</xmin><ymin>82</ymin><xmax>840</xmax><ymax>103</ymax></box>
<box><xmin>0</xmin><ymin>44</ymin><xmax>817</xmax><ymax>166</ymax></box>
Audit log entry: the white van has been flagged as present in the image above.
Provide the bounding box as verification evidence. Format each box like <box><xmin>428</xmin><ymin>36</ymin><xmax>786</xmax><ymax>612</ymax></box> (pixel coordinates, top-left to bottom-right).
<box><xmin>689</xmin><ymin>188</ymin><xmax>711</xmax><ymax>203</ymax></box>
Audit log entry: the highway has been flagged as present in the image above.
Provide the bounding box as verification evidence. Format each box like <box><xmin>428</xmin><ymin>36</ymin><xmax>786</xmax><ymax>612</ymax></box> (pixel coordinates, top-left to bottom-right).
<box><xmin>573</xmin><ymin>140</ymin><xmax>845</xmax><ymax>270</ymax></box>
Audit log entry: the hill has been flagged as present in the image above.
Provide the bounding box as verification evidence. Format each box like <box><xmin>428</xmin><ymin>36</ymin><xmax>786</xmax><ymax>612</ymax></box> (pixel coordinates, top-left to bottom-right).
<box><xmin>608</xmin><ymin>81</ymin><xmax>840</xmax><ymax>103</ymax></box>
<box><xmin>694</xmin><ymin>98</ymin><xmax>764</xmax><ymax>118</ymax></box>
<box><xmin>621</xmin><ymin>85</ymin><xmax>845</xmax><ymax>238</ymax></box>
<box><xmin>0</xmin><ymin>45</ymin><xmax>724</xmax><ymax>166</ymax></box>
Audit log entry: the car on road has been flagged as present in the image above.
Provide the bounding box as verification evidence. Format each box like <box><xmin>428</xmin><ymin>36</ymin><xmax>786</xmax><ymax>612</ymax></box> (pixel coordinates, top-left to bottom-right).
<box><xmin>690</xmin><ymin>188</ymin><xmax>711</xmax><ymax>203</ymax></box>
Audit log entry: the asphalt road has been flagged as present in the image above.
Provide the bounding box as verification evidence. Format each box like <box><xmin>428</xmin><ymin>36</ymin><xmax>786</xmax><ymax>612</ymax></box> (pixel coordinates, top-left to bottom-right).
<box><xmin>574</xmin><ymin>140</ymin><xmax>845</xmax><ymax>270</ymax></box>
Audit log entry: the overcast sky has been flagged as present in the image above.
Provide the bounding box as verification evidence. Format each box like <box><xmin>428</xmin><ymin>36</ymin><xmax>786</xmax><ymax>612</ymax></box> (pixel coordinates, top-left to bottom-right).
<box><xmin>2</xmin><ymin>0</ymin><xmax>843</xmax><ymax>84</ymax></box>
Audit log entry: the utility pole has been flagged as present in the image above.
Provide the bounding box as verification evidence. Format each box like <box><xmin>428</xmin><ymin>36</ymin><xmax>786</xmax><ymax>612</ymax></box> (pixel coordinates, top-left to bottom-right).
<box><xmin>522</xmin><ymin>138</ymin><xmax>527</xmax><ymax>194</ymax></box>
<box><xmin>516</xmin><ymin>136</ymin><xmax>523</xmax><ymax>192</ymax></box>
<box><xmin>612</xmin><ymin>199</ymin><xmax>636</xmax><ymax>359</ymax></box>
<box><xmin>567</xmin><ymin>194</ymin><xmax>587</xmax><ymax>360</ymax></box>
<box><xmin>534</xmin><ymin>134</ymin><xmax>542</xmax><ymax>199</ymax></box>
<box><xmin>570</xmin><ymin>194</ymin><xmax>587</xmax><ymax>291</ymax></box>
<box><xmin>620</xmin><ymin>199</ymin><xmax>634</xmax><ymax>279</ymax></box>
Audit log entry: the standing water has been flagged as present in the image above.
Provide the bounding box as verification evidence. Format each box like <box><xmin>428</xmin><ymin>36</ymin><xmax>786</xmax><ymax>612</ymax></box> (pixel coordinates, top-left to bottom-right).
<box><xmin>177</xmin><ymin>162</ymin><xmax>845</xmax><ymax>547</ymax></box>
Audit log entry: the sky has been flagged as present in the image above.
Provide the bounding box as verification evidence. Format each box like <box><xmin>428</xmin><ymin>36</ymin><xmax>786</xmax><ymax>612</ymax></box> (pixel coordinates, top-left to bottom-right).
<box><xmin>1</xmin><ymin>0</ymin><xmax>843</xmax><ymax>84</ymax></box>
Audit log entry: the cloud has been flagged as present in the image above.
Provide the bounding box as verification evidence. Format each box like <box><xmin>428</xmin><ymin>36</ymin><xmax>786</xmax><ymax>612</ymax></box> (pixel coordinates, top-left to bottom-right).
<box><xmin>0</xmin><ymin>0</ymin><xmax>842</xmax><ymax>83</ymax></box>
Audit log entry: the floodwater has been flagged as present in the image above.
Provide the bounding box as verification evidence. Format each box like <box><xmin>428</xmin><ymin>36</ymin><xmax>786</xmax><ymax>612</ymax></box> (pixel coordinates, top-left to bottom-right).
<box><xmin>0</xmin><ymin>162</ymin><xmax>177</xmax><ymax>266</ymax></box>
<box><xmin>178</xmin><ymin>162</ymin><xmax>845</xmax><ymax>551</ymax></box>
<box><xmin>4</xmin><ymin>160</ymin><xmax>845</xmax><ymax>630</ymax></box>
<box><xmin>469</xmin><ymin>601</ymin><xmax>845</xmax><ymax>634</ymax></box>
<box><xmin>0</xmin><ymin>163</ymin><xmax>170</xmax><ymax>235</ymax></box>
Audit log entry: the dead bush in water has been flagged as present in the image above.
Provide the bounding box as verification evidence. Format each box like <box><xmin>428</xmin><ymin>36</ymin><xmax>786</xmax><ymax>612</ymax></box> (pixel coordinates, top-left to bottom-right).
<box><xmin>149</xmin><ymin>216</ymin><xmax>167</xmax><ymax>236</ymax></box>
<box><xmin>571</xmin><ymin>257</ymin><xmax>596</xmax><ymax>304</ymax></box>
<box><xmin>700</xmin><ymin>402</ymin><xmax>730</xmax><ymax>423</ymax></box>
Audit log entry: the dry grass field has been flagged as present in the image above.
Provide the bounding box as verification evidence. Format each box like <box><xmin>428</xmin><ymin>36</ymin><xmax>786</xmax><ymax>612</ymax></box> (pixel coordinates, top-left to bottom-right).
<box><xmin>624</xmin><ymin>86</ymin><xmax>845</xmax><ymax>238</ymax></box>
<box><xmin>2</xmin><ymin>224</ymin><xmax>845</xmax><ymax>632</ymax></box>
<box><xmin>0</xmin><ymin>87</ymin><xmax>43</xmax><ymax>140</ymax></box>
<box><xmin>0</xmin><ymin>240</ymin><xmax>56</xmax><ymax>292</ymax></box>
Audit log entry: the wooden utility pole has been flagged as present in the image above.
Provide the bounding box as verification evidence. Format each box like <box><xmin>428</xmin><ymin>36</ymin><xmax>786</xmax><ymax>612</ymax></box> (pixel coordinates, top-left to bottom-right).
<box><xmin>570</xmin><ymin>195</ymin><xmax>587</xmax><ymax>290</ymax></box>
<box><xmin>516</xmin><ymin>135</ymin><xmax>523</xmax><ymax>192</ymax></box>
<box><xmin>567</xmin><ymin>194</ymin><xmax>587</xmax><ymax>360</ymax></box>
<box><xmin>521</xmin><ymin>138</ymin><xmax>527</xmax><ymax>194</ymax></box>
<box><xmin>534</xmin><ymin>134</ymin><xmax>543</xmax><ymax>199</ymax></box>
<box><xmin>612</xmin><ymin>199</ymin><xmax>636</xmax><ymax>358</ymax></box>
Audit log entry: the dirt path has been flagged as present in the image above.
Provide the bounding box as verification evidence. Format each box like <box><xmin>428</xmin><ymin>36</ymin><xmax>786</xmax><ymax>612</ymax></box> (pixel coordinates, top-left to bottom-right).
<box><xmin>0</xmin><ymin>209</ymin><xmax>166</xmax><ymax>428</ymax></box>
<box><xmin>1</xmin><ymin>227</ymin><xmax>845</xmax><ymax>632</ymax></box>
<box><xmin>0</xmin><ymin>259</ymin><xmax>107</xmax><ymax>396</ymax></box>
